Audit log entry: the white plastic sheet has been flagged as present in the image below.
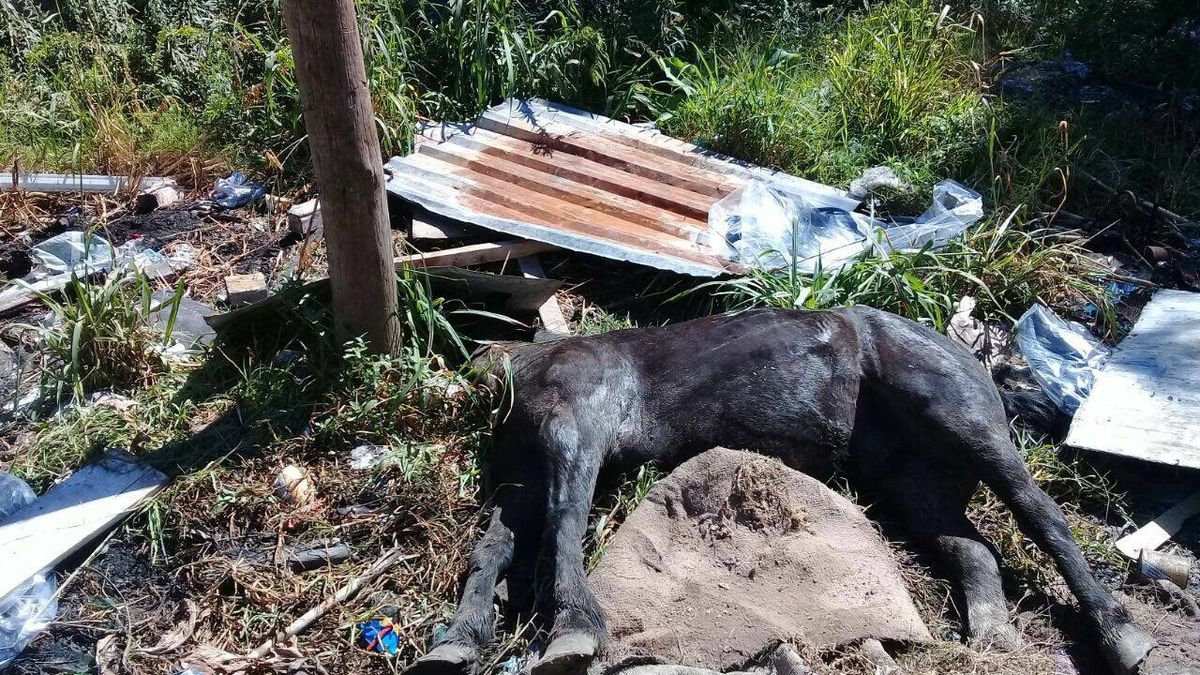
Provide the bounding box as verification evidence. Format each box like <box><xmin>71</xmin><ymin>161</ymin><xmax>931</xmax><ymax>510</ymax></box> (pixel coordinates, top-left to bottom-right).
<box><xmin>708</xmin><ymin>181</ymin><xmax>871</xmax><ymax>272</ymax></box>
<box><xmin>708</xmin><ymin>179</ymin><xmax>984</xmax><ymax>273</ymax></box>
<box><xmin>874</xmin><ymin>180</ymin><xmax>984</xmax><ymax>253</ymax></box>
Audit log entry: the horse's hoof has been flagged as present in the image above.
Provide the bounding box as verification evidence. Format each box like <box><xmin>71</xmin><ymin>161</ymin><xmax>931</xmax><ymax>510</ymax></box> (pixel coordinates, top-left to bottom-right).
<box><xmin>530</xmin><ymin>633</ymin><xmax>599</xmax><ymax>675</ymax></box>
<box><xmin>405</xmin><ymin>643</ymin><xmax>479</xmax><ymax>675</ymax></box>
<box><xmin>968</xmin><ymin>621</ymin><xmax>1025</xmax><ymax>652</ymax></box>
<box><xmin>1100</xmin><ymin>620</ymin><xmax>1155</xmax><ymax>674</ymax></box>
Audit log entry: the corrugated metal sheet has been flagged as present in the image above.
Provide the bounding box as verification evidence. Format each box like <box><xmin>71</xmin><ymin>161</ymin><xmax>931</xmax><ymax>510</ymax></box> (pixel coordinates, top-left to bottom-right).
<box><xmin>385</xmin><ymin>99</ymin><xmax>855</xmax><ymax>277</ymax></box>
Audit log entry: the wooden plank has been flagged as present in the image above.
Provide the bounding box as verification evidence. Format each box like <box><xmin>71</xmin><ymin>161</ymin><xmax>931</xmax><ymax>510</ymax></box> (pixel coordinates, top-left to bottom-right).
<box><xmin>417</xmin><ymin>141</ymin><xmax>707</xmax><ymax>241</ymax></box>
<box><xmin>384</xmin><ymin>162</ymin><xmax>732</xmax><ymax>278</ymax></box>
<box><xmin>0</xmin><ymin>453</ymin><xmax>168</xmax><ymax>600</ymax></box>
<box><xmin>393</xmin><ymin>155</ymin><xmax>723</xmax><ymax>267</ymax></box>
<box><xmin>477</xmin><ymin>109</ymin><xmax>738</xmax><ymax>198</ymax></box>
<box><xmin>1066</xmin><ymin>290</ymin><xmax>1200</xmax><ymax>467</ymax></box>
<box><xmin>499</xmin><ymin>99</ymin><xmax>859</xmax><ymax>211</ymax></box>
<box><xmin>397</xmin><ymin>240</ymin><xmax>555</xmax><ymax>269</ymax></box>
<box><xmin>517</xmin><ymin>256</ymin><xmax>570</xmax><ymax>337</ymax></box>
<box><xmin>442</xmin><ymin>127</ymin><xmax>716</xmax><ymax>220</ymax></box>
<box><xmin>1115</xmin><ymin>490</ymin><xmax>1200</xmax><ymax>559</ymax></box>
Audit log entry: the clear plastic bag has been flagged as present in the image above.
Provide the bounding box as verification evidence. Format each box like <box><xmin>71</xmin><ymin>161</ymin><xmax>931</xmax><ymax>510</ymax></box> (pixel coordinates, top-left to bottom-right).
<box><xmin>0</xmin><ymin>472</ymin><xmax>58</xmax><ymax>669</ymax></box>
<box><xmin>707</xmin><ymin>181</ymin><xmax>869</xmax><ymax>272</ymax></box>
<box><xmin>27</xmin><ymin>231</ymin><xmax>113</xmax><ymax>281</ymax></box>
<box><xmin>1014</xmin><ymin>304</ymin><xmax>1110</xmax><ymax>414</ymax></box>
<box><xmin>874</xmin><ymin>180</ymin><xmax>983</xmax><ymax>252</ymax></box>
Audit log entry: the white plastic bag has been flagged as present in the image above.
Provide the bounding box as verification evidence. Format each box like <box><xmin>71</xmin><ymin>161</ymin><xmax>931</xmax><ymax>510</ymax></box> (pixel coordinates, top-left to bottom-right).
<box><xmin>708</xmin><ymin>181</ymin><xmax>870</xmax><ymax>272</ymax></box>
<box><xmin>0</xmin><ymin>472</ymin><xmax>58</xmax><ymax>668</ymax></box>
<box><xmin>875</xmin><ymin>180</ymin><xmax>983</xmax><ymax>252</ymax></box>
<box><xmin>1015</xmin><ymin>304</ymin><xmax>1110</xmax><ymax>414</ymax></box>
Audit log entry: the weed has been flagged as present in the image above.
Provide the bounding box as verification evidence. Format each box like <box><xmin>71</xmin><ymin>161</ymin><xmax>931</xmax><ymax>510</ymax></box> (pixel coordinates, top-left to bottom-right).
<box><xmin>572</xmin><ymin>300</ymin><xmax>637</xmax><ymax>335</ymax></box>
<box><xmin>23</xmin><ymin>263</ymin><xmax>187</xmax><ymax>404</ymax></box>
<box><xmin>700</xmin><ymin>212</ymin><xmax>1110</xmax><ymax>333</ymax></box>
<box><xmin>658</xmin><ymin>1</ymin><xmax>988</xmax><ymax>198</ymax></box>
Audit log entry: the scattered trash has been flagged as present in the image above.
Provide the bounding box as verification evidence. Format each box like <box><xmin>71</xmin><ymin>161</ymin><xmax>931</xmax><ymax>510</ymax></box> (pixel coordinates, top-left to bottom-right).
<box><xmin>0</xmin><ymin>472</ymin><xmax>59</xmax><ymax>670</ymax></box>
<box><xmin>1066</xmin><ymin>290</ymin><xmax>1200</xmax><ymax>468</ymax></box>
<box><xmin>0</xmin><ymin>451</ymin><xmax>167</xmax><ymax>601</ymax></box>
<box><xmin>149</xmin><ymin>291</ymin><xmax>217</xmax><ymax>352</ymax></box>
<box><xmin>28</xmin><ymin>230</ymin><xmax>113</xmax><ymax>279</ymax></box>
<box><xmin>212</xmin><ymin>172</ymin><xmax>267</xmax><ymax>209</ymax></box>
<box><xmin>708</xmin><ymin>180</ymin><xmax>871</xmax><ymax>272</ymax></box>
<box><xmin>1082</xmin><ymin>281</ymin><xmax>1140</xmax><ymax>321</ymax></box>
<box><xmin>946</xmin><ymin>295</ymin><xmax>1009</xmax><ymax>365</ymax></box>
<box><xmin>359</xmin><ymin>617</ymin><xmax>400</xmax><ymax>656</ymax></box>
<box><xmin>0</xmin><ymin>231</ymin><xmax>193</xmax><ymax>314</ymax></box>
<box><xmin>89</xmin><ymin>391</ymin><xmax>138</xmax><ymax>413</ymax></box>
<box><xmin>288</xmin><ymin>540</ymin><xmax>352</xmax><ymax>573</ymax></box>
<box><xmin>247</xmin><ymin>547</ymin><xmax>417</xmax><ymax>659</ymax></box>
<box><xmin>350</xmin><ymin>444</ymin><xmax>392</xmax><ymax>471</ymax></box>
<box><xmin>1137</xmin><ymin>549</ymin><xmax>1192</xmax><ymax>589</ymax></box>
<box><xmin>287</xmin><ymin>198</ymin><xmax>323</xmax><ymax>238</ymax></box>
<box><xmin>275</xmin><ymin>464</ymin><xmax>315</xmax><ymax>505</ymax></box>
<box><xmin>134</xmin><ymin>179</ymin><xmax>181</xmax><ymax>214</ymax></box>
<box><xmin>1014</xmin><ymin>304</ymin><xmax>1109</xmax><ymax>415</ymax></box>
<box><xmin>848</xmin><ymin>165</ymin><xmax>908</xmax><ymax>200</ymax></box>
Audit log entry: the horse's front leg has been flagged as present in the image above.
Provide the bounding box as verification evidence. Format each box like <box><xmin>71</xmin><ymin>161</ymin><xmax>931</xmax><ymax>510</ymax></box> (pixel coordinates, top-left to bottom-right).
<box><xmin>406</xmin><ymin>440</ymin><xmax>544</xmax><ymax>675</ymax></box>
<box><xmin>530</xmin><ymin>409</ymin><xmax>608</xmax><ymax>675</ymax></box>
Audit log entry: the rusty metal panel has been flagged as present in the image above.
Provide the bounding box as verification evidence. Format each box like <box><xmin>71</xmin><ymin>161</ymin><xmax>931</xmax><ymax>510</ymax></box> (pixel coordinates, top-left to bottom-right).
<box><xmin>385</xmin><ymin>99</ymin><xmax>855</xmax><ymax>277</ymax></box>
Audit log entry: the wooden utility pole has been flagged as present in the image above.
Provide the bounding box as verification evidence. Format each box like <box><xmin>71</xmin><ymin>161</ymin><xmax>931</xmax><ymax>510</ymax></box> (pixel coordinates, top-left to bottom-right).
<box><xmin>283</xmin><ymin>0</ymin><xmax>402</xmax><ymax>354</ymax></box>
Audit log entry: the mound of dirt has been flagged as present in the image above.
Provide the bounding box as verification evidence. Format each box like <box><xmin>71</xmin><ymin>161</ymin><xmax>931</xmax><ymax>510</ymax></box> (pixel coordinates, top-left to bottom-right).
<box><xmin>590</xmin><ymin>448</ymin><xmax>931</xmax><ymax>671</ymax></box>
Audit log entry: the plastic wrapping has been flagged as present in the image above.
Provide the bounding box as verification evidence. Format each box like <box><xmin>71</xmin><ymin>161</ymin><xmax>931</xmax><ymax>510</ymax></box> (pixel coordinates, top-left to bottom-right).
<box><xmin>212</xmin><ymin>172</ymin><xmax>266</xmax><ymax>209</ymax></box>
<box><xmin>709</xmin><ymin>179</ymin><xmax>983</xmax><ymax>273</ymax></box>
<box><xmin>848</xmin><ymin>166</ymin><xmax>907</xmax><ymax>199</ymax></box>
<box><xmin>27</xmin><ymin>231</ymin><xmax>113</xmax><ymax>281</ymax></box>
<box><xmin>1014</xmin><ymin>304</ymin><xmax>1110</xmax><ymax>414</ymax></box>
<box><xmin>874</xmin><ymin>180</ymin><xmax>984</xmax><ymax>253</ymax></box>
<box><xmin>707</xmin><ymin>181</ymin><xmax>870</xmax><ymax>272</ymax></box>
<box><xmin>0</xmin><ymin>472</ymin><xmax>58</xmax><ymax>669</ymax></box>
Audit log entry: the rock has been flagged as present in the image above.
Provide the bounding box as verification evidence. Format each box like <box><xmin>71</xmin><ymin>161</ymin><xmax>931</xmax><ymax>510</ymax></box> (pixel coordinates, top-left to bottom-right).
<box><xmin>589</xmin><ymin>448</ymin><xmax>930</xmax><ymax>672</ymax></box>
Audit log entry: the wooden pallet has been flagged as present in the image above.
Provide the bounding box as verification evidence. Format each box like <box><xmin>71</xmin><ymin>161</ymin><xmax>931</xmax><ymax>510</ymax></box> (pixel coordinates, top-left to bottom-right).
<box><xmin>385</xmin><ymin>99</ymin><xmax>854</xmax><ymax>277</ymax></box>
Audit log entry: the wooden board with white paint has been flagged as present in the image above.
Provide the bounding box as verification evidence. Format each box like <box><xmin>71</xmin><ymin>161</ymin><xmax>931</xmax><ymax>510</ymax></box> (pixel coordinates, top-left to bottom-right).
<box><xmin>1114</xmin><ymin>490</ymin><xmax>1200</xmax><ymax>558</ymax></box>
<box><xmin>0</xmin><ymin>453</ymin><xmax>168</xmax><ymax>599</ymax></box>
<box><xmin>1066</xmin><ymin>290</ymin><xmax>1200</xmax><ymax>468</ymax></box>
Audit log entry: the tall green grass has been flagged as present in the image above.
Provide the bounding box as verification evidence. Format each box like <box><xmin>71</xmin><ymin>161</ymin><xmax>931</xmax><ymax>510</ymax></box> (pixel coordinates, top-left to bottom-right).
<box><xmin>657</xmin><ymin>1</ymin><xmax>989</xmax><ymax>206</ymax></box>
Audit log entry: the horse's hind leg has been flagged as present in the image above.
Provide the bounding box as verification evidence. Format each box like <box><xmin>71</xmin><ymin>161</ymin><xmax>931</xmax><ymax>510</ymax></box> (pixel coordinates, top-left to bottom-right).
<box><xmin>873</xmin><ymin>454</ymin><xmax>1022</xmax><ymax>650</ymax></box>
<box><xmin>407</xmin><ymin>447</ymin><xmax>544</xmax><ymax>675</ymax></box>
<box><xmin>973</xmin><ymin>443</ymin><xmax>1154</xmax><ymax>672</ymax></box>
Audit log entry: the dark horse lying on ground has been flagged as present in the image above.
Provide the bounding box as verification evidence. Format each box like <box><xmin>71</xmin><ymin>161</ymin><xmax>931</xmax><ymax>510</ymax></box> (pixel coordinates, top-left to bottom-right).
<box><xmin>409</xmin><ymin>307</ymin><xmax>1153</xmax><ymax>675</ymax></box>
